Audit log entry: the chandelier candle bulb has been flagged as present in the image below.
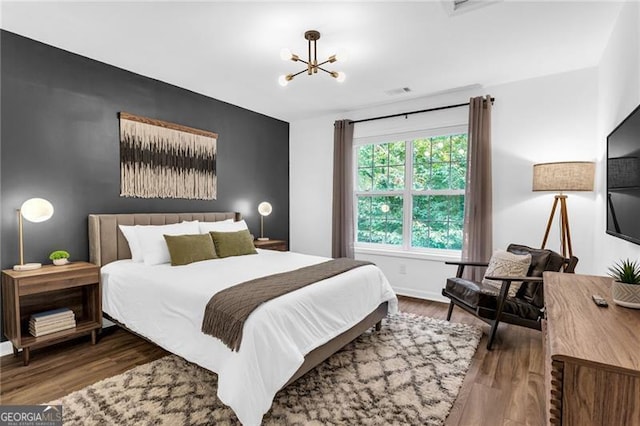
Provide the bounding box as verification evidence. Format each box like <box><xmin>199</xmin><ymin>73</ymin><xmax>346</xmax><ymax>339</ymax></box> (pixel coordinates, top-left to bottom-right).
<box><xmin>280</xmin><ymin>48</ymin><xmax>292</xmax><ymax>61</ymax></box>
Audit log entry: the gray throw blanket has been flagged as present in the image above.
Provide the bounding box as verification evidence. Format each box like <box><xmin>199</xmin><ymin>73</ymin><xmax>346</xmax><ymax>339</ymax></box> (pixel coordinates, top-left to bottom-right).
<box><xmin>201</xmin><ymin>258</ymin><xmax>373</xmax><ymax>351</ymax></box>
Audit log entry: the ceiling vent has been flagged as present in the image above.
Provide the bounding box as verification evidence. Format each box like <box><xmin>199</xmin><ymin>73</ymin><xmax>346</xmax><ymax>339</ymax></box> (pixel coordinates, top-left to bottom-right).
<box><xmin>442</xmin><ymin>0</ymin><xmax>502</xmax><ymax>16</ymax></box>
<box><xmin>385</xmin><ymin>87</ymin><xmax>412</xmax><ymax>96</ymax></box>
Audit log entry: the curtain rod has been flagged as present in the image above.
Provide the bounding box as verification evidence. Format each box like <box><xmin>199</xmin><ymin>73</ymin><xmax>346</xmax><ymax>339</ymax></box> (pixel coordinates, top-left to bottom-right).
<box><xmin>349</xmin><ymin>97</ymin><xmax>495</xmax><ymax>125</ymax></box>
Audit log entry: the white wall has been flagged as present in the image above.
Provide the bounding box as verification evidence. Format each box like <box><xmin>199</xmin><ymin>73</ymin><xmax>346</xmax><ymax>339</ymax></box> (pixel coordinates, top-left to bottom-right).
<box><xmin>291</xmin><ymin>3</ymin><xmax>640</xmax><ymax>300</ymax></box>
<box><xmin>595</xmin><ymin>1</ymin><xmax>640</xmax><ymax>271</ymax></box>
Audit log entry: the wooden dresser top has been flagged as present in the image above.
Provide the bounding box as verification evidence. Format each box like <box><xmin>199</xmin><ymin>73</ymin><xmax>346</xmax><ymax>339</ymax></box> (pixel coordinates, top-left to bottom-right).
<box><xmin>544</xmin><ymin>272</ymin><xmax>640</xmax><ymax>376</ymax></box>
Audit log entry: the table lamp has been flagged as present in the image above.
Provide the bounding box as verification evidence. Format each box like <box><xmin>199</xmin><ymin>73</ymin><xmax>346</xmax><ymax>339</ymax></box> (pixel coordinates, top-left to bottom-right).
<box><xmin>14</xmin><ymin>198</ymin><xmax>54</xmax><ymax>271</ymax></box>
<box><xmin>532</xmin><ymin>161</ymin><xmax>594</xmax><ymax>259</ymax></box>
<box><xmin>257</xmin><ymin>201</ymin><xmax>273</xmax><ymax>241</ymax></box>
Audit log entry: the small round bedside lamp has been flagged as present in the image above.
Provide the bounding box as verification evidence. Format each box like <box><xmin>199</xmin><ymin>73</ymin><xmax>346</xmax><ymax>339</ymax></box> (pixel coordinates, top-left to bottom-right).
<box><xmin>14</xmin><ymin>198</ymin><xmax>54</xmax><ymax>271</ymax></box>
<box><xmin>257</xmin><ymin>202</ymin><xmax>273</xmax><ymax>241</ymax></box>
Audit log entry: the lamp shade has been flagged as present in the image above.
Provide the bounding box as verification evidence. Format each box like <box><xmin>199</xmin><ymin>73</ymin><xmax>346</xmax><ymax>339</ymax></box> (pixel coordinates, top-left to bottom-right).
<box><xmin>608</xmin><ymin>157</ymin><xmax>640</xmax><ymax>189</ymax></box>
<box><xmin>532</xmin><ymin>161</ymin><xmax>595</xmax><ymax>192</ymax></box>
<box><xmin>258</xmin><ymin>202</ymin><xmax>273</xmax><ymax>216</ymax></box>
<box><xmin>20</xmin><ymin>198</ymin><xmax>54</xmax><ymax>222</ymax></box>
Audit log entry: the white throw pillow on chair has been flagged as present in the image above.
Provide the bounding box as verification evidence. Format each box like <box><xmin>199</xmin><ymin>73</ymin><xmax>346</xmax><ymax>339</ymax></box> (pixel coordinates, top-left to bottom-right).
<box><xmin>482</xmin><ymin>249</ymin><xmax>532</xmax><ymax>298</ymax></box>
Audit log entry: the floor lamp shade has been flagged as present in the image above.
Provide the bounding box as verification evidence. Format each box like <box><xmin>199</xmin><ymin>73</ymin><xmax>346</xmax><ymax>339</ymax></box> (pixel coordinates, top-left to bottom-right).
<box><xmin>532</xmin><ymin>161</ymin><xmax>595</xmax><ymax>192</ymax></box>
<box><xmin>257</xmin><ymin>201</ymin><xmax>272</xmax><ymax>241</ymax></box>
<box><xmin>532</xmin><ymin>162</ymin><xmax>595</xmax><ymax>260</ymax></box>
<box><xmin>14</xmin><ymin>198</ymin><xmax>54</xmax><ymax>271</ymax></box>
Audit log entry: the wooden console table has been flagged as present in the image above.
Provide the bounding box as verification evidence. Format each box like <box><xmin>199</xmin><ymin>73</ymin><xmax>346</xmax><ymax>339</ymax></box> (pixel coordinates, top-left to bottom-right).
<box><xmin>543</xmin><ymin>272</ymin><xmax>640</xmax><ymax>425</ymax></box>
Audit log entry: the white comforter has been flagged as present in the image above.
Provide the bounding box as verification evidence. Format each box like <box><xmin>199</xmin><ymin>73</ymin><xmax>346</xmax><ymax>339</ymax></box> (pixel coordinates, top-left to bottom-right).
<box><xmin>101</xmin><ymin>249</ymin><xmax>398</xmax><ymax>425</ymax></box>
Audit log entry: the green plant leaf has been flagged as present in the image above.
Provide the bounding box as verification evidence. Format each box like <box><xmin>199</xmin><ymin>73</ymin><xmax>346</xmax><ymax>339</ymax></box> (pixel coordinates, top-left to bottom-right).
<box><xmin>608</xmin><ymin>259</ymin><xmax>640</xmax><ymax>285</ymax></box>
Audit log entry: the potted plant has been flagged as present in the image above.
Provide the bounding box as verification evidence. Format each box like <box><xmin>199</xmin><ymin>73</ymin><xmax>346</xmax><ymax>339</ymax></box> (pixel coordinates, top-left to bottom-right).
<box><xmin>49</xmin><ymin>250</ymin><xmax>70</xmax><ymax>266</ymax></box>
<box><xmin>608</xmin><ymin>258</ymin><xmax>640</xmax><ymax>309</ymax></box>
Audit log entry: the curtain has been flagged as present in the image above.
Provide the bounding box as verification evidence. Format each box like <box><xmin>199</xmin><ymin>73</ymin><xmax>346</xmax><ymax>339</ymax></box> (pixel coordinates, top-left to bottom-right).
<box><xmin>463</xmin><ymin>95</ymin><xmax>493</xmax><ymax>280</ymax></box>
<box><xmin>332</xmin><ymin>119</ymin><xmax>355</xmax><ymax>258</ymax></box>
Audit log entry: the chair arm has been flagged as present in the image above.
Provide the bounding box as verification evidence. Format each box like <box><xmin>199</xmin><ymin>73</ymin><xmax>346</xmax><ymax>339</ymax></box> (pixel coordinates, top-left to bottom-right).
<box><xmin>445</xmin><ymin>261</ymin><xmax>489</xmax><ymax>267</ymax></box>
<box><xmin>484</xmin><ymin>276</ymin><xmax>543</xmax><ymax>283</ymax></box>
<box><xmin>446</xmin><ymin>260</ymin><xmax>489</xmax><ymax>278</ymax></box>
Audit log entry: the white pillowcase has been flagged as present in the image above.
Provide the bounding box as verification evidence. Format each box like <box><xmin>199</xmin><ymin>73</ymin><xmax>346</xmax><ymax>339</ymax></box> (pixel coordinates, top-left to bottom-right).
<box><xmin>199</xmin><ymin>219</ymin><xmax>248</xmax><ymax>234</ymax></box>
<box><xmin>482</xmin><ymin>249</ymin><xmax>532</xmax><ymax>297</ymax></box>
<box><xmin>119</xmin><ymin>225</ymin><xmax>144</xmax><ymax>263</ymax></box>
<box><xmin>135</xmin><ymin>221</ymin><xmax>201</xmax><ymax>266</ymax></box>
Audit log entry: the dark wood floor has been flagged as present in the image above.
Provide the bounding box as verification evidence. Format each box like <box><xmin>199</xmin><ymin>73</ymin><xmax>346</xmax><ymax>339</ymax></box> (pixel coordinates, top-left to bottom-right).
<box><xmin>0</xmin><ymin>296</ymin><xmax>544</xmax><ymax>425</ymax></box>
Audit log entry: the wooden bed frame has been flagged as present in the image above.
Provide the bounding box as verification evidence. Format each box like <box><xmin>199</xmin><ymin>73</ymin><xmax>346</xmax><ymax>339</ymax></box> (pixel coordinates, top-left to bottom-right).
<box><xmin>88</xmin><ymin>212</ymin><xmax>388</xmax><ymax>388</ymax></box>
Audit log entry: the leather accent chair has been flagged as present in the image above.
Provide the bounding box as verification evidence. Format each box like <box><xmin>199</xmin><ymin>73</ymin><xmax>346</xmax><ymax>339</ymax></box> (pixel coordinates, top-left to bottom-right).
<box><xmin>442</xmin><ymin>244</ymin><xmax>578</xmax><ymax>350</ymax></box>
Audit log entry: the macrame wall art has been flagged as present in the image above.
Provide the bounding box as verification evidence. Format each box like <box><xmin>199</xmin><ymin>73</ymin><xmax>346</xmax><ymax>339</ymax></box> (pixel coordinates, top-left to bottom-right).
<box><xmin>119</xmin><ymin>112</ymin><xmax>218</xmax><ymax>200</ymax></box>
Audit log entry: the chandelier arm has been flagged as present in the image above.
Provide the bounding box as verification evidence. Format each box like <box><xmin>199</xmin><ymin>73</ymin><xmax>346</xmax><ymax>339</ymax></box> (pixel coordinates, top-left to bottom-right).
<box><xmin>316</xmin><ymin>58</ymin><xmax>334</xmax><ymax>67</ymax></box>
<box><xmin>295</xmin><ymin>58</ymin><xmax>310</xmax><ymax>66</ymax></box>
<box><xmin>316</xmin><ymin>66</ymin><xmax>336</xmax><ymax>75</ymax></box>
<box><xmin>290</xmin><ymin>69</ymin><xmax>309</xmax><ymax>78</ymax></box>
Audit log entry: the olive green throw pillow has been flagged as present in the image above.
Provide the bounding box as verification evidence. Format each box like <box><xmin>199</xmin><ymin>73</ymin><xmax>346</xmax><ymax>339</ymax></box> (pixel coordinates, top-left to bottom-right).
<box><xmin>164</xmin><ymin>234</ymin><xmax>217</xmax><ymax>266</ymax></box>
<box><xmin>210</xmin><ymin>229</ymin><xmax>257</xmax><ymax>258</ymax></box>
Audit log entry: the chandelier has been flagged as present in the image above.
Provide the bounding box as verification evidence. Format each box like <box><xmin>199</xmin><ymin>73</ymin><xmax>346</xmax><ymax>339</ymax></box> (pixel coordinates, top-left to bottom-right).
<box><xmin>278</xmin><ymin>30</ymin><xmax>346</xmax><ymax>87</ymax></box>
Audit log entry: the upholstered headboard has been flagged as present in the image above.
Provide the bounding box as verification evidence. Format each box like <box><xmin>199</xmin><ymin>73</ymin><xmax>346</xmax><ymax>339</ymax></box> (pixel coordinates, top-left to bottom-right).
<box><xmin>88</xmin><ymin>212</ymin><xmax>241</xmax><ymax>267</ymax></box>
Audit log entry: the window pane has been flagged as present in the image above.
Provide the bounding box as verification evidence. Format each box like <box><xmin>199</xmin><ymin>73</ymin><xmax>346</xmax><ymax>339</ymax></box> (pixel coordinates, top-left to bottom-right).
<box><xmin>357</xmin><ymin>195</ymin><xmax>403</xmax><ymax>246</ymax></box>
<box><xmin>412</xmin><ymin>134</ymin><xmax>468</xmax><ymax>191</ymax></box>
<box><xmin>357</xmin><ymin>197</ymin><xmax>372</xmax><ymax>243</ymax></box>
<box><xmin>451</xmin><ymin>134</ymin><xmax>468</xmax><ymax>162</ymax></box>
<box><xmin>373</xmin><ymin>144</ymin><xmax>388</xmax><ymax>166</ymax></box>
<box><xmin>430</xmin><ymin>162</ymin><xmax>450</xmax><ymax>190</ymax></box>
<box><xmin>373</xmin><ymin>166</ymin><xmax>388</xmax><ymax>190</ymax></box>
<box><xmin>358</xmin><ymin>145</ymin><xmax>373</xmax><ymax>168</ymax></box>
<box><xmin>357</xmin><ymin>168</ymin><xmax>373</xmax><ymax>192</ymax></box>
<box><xmin>412</xmin><ymin>195</ymin><xmax>464</xmax><ymax>249</ymax></box>
<box><xmin>412</xmin><ymin>162</ymin><xmax>428</xmax><ymax>190</ymax></box>
<box><xmin>388</xmin><ymin>165</ymin><xmax>405</xmax><ymax>190</ymax></box>
<box><xmin>431</xmin><ymin>136</ymin><xmax>451</xmax><ymax>162</ymax></box>
<box><xmin>451</xmin><ymin>162</ymin><xmax>466</xmax><ymax>190</ymax></box>
<box><xmin>450</xmin><ymin>195</ymin><xmax>465</xmax><ymax>222</ymax></box>
<box><xmin>388</xmin><ymin>141</ymin><xmax>405</xmax><ymax>166</ymax></box>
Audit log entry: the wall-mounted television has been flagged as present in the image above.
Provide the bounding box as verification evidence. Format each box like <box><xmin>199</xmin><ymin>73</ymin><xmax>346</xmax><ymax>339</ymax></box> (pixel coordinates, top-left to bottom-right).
<box><xmin>607</xmin><ymin>103</ymin><xmax>640</xmax><ymax>246</ymax></box>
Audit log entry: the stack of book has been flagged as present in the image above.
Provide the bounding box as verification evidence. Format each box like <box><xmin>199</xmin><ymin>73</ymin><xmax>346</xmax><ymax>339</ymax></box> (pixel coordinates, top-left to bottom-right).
<box><xmin>29</xmin><ymin>308</ymin><xmax>76</xmax><ymax>337</ymax></box>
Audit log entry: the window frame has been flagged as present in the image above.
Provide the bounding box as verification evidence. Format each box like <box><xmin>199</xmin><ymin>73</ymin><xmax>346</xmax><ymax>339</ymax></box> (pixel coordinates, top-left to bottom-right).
<box><xmin>353</xmin><ymin>124</ymin><xmax>468</xmax><ymax>255</ymax></box>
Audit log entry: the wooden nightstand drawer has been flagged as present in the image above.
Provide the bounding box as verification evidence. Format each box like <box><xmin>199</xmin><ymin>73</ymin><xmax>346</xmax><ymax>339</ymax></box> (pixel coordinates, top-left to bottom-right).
<box><xmin>18</xmin><ymin>270</ymin><xmax>99</xmax><ymax>296</ymax></box>
<box><xmin>253</xmin><ymin>239</ymin><xmax>288</xmax><ymax>251</ymax></box>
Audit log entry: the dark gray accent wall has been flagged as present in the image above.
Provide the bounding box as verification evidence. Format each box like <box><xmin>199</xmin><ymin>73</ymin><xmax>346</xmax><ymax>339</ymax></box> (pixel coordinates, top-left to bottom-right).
<box><xmin>0</xmin><ymin>30</ymin><xmax>290</xmax><ymax>270</ymax></box>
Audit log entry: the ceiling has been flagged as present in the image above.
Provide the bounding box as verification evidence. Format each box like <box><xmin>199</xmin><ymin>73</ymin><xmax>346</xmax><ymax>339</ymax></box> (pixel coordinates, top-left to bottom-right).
<box><xmin>0</xmin><ymin>1</ymin><xmax>623</xmax><ymax>122</ymax></box>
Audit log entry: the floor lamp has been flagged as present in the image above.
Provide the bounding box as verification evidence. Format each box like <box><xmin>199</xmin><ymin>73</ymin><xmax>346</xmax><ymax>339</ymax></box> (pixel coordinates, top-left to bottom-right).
<box><xmin>533</xmin><ymin>161</ymin><xmax>595</xmax><ymax>259</ymax></box>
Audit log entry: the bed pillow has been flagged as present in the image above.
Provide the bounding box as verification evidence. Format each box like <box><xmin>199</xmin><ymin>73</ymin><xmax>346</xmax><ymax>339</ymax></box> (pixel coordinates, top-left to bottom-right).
<box><xmin>164</xmin><ymin>234</ymin><xmax>217</xmax><ymax>266</ymax></box>
<box><xmin>119</xmin><ymin>225</ymin><xmax>144</xmax><ymax>262</ymax></box>
<box><xmin>199</xmin><ymin>219</ymin><xmax>247</xmax><ymax>234</ymax></box>
<box><xmin>210</xmin><ymin>229</ymin><xmax>257</xmax><ymax>258</ymax></box>
<box><xmin>482</xmin><ymin>249</ymin><xmax>532</xmax><ymax>297</ymax></box>
<box><xmin>136</xmin><ymin>221</ymin><xmax>201</xmax><ymax>266</ymax></box>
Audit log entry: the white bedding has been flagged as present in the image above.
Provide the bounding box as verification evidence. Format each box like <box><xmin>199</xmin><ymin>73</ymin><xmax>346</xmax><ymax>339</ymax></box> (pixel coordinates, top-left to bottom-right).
<box><xmin>101</xmin><ymin>249</ymin><xmax>398</xmax><ymax>425</ymax></box>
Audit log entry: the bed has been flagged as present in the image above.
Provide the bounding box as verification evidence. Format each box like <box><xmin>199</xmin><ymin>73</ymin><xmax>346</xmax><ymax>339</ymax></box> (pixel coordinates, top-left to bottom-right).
<box><xmin>88</xmin><ymin>212</ymin><xmax>398</xmax><ymax>425</ymax></box>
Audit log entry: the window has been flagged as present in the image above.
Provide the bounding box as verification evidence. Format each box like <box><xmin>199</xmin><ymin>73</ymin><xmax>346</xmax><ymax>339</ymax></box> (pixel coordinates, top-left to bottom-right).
<box><xmin>355</xmin><ymin>129</ymin><xmax>468</xmax><ymax>252</ymax></box>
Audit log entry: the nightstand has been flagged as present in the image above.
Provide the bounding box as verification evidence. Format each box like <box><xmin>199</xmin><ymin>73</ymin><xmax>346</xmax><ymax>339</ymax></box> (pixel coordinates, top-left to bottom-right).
<box><xmin>253</xmin><ymin>239</ymin><xmax>288</xmax><ymax>251</ymax></box>
<box><xmin>1</xmin><ymin>261</ymin><xmax>101</xmax><ymax>365</ymax></box>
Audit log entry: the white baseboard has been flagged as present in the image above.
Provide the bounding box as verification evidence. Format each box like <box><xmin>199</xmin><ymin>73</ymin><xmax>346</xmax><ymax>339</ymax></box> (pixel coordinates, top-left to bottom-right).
<box><xmin>392</xmin><ymin>286</ymin><xmax>449</xmax><ymax>304</ymax></box>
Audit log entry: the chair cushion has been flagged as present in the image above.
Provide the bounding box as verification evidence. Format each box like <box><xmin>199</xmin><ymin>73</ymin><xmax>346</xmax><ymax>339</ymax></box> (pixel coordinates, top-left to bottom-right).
<box><xmin>506</xmin><ymin>244</ymin><xmax>565</xmax><ymax>307</ymax></box>
<box><xmin>445</xmin><ymin>277</ymin><xmax>499</xmax><ymax>309</ymax></box>
<box><xmin>445</xmin><ymin>277</ymin><xmax>542</xmax><ymax>321</ymax></box>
